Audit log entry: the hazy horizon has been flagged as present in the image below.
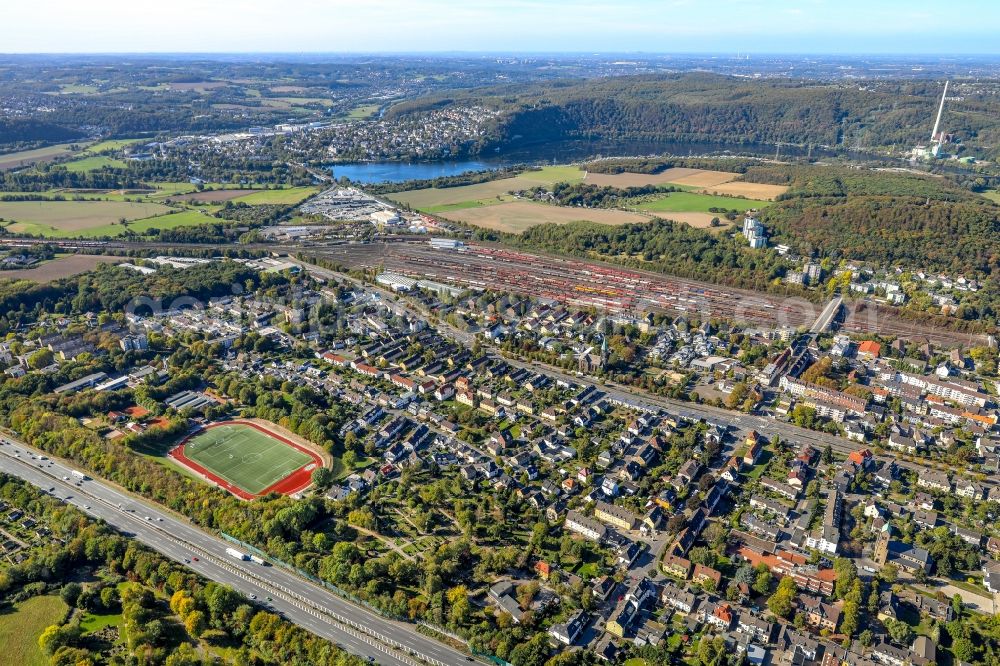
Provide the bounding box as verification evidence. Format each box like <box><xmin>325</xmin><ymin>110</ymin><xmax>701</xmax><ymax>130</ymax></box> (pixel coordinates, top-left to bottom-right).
<box><xmin>5</xmin><ymin>0</ymin><xmax>999</xmax><ymax>55</ymax></box>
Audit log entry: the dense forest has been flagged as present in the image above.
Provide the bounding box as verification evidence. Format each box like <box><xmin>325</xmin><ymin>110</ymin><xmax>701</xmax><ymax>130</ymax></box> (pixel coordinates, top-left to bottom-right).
<box><xmin>390</xmin><ymin>73</ymin><xmax>1000</xmax><ymax>159</ymax></box>
<box><xmin>752</xmin><ymin>166</ymin><xmax>1000</xmax><ymax>276</ymax></box>
<box><xmin>525</xmin><ymin>182</ymin><xmax>685</xmax><ymax>208</ymax></box>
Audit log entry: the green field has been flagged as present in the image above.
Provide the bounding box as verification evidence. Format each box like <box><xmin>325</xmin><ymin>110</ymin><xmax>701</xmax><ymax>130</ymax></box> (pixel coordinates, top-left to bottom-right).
<box><xmin>636</xmin><ymin>191</ymin><xmax>773</xmax><ymax>213</ymax></box>
<box><xmin>344</xmin><ymin>104</ymin><xmax>379</xmax><ymax>120</ymax></box>
<box><xmin>55</xmin><ymin>209</ymin><xmax>218</xmax><ymax>238</ymax></box>
<box><xmin>82</xmin><ymin>138</ymin><xmax>145</xmax><ymax>154</ymax></box>
<box><xmin>984</xmin><ymin>190</ymin><xmax>1000</xmax><ymax>204</ymax></box>
<box><xmin>231</xmin><ymin>186</ymin><xmax>319</xmax><ymax>205</ymax></box>
<box><xmin>0</xmin><ymin>595</ymin><xmax>68</xmax><ymax>666</ymax></box>
<box><xmin>61</xmin><ymin>155</ymin><xmax>127</xmax><ymax>172</ymax></box>
<box><xmin>55</xmin><ymin>83</ymin><xmax>99</xmax><ymax>94</ymax></box>
<box><xmin>182</xmin><ymin>423</ymin><xmax>314</xmax><ymax>495</ymax></box>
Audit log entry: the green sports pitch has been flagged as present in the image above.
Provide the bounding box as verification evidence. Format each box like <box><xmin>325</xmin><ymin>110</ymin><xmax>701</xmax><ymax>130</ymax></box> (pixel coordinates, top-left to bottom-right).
<box><xmin>179</xmin><ymin>422</ymin><xmax>318</xmax><ymax>496</ymax></box>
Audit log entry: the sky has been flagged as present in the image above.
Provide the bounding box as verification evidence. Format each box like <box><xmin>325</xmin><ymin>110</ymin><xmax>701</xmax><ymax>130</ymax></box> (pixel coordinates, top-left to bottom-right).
<box><xmin>4</xmin><ymin>0</ymin><xmax>1000</xmax><ymax>54</ymax></box>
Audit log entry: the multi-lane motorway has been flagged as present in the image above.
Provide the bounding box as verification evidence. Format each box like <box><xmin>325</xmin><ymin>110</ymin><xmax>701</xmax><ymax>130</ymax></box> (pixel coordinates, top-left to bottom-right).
<box><xmin>0</xmin><ymin>438</ymin><xmax>474</xmax><ymax>666</ymax></box>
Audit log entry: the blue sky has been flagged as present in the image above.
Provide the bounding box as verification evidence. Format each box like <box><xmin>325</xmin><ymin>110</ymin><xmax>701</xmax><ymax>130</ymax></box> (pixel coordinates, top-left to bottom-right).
<box><xmin>4</xmin><ymin>0</ymin><xmax>999</xmax><ymax>54</ymax></box>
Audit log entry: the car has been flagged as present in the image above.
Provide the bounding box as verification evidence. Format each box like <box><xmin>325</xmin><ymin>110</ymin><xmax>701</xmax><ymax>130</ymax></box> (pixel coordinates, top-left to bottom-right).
<box><xmin>184</xmin><ymin>559</ymin><xmax>190</xmax><ymax>563</ymax></box>
<box><xmin>83</xmin><ymin>505</ymin><xmax>90</xmax><ymax>510</ymax></box>
<box><xmin>192</xmin><ymin>556</ymin><xmax>199</xmax><ymax>561</ymax></box>
<box><xmin>249</xmin><ymin>594</ymin><xmax>257</xmax><ymax>600</ymax></box>
<box><xmin>48</xmin><ymin>487</ymin><xmax>55</xmax><ymax>492</ymax></box>
<box><xmin>157</xmin><ymin>517</ymin><xmax>163</xmax><ymax>521</ymax></box>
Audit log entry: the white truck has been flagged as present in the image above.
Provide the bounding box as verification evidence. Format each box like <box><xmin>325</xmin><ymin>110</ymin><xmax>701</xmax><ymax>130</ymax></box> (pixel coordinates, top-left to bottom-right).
<box><xmin>71</xmin><ymin>470</ymin><xmax>87</xmax><ymax>480</ymax></box>
<box><xmin>226</xmin><ymin>547</ymin><xmax>250</xmax><ymax>561</ymax></box>
<box><xmin>249</xmin><ymin>554</ymin><xmax>268</xmax><ymax>565</ymax></box>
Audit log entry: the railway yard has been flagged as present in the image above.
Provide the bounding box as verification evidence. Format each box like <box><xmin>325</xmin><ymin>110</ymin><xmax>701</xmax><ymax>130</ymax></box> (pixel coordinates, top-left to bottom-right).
<box><xmin>318</xmin><ymin>240</ymin><xmax>989</xmax><ymax>346</ymax></box>
<box><xmin>330</xmin><ymin>241</ymin><xmax>826</xmax><ymax>328</ymax></box>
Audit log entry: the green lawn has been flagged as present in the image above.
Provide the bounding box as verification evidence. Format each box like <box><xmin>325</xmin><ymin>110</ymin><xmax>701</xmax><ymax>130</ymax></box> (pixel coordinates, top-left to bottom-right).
<box><xmin>983</xmin><ymin>190</ymin><xmax>1000</xmax><ymax>204</ymax></box>
<box><xmin>636</xmin><ymin>191</ymin><xmax>773</xmax><ymax>213</ymax></box>
<box><xmin>231</xmin><ymin>186</ymin><xmax>319</xmax><ymax>205</ymax></box>
<box><xmin>182</xmin><ymin>423</ymin><xmax>314</xmax><ymax>495</ymax></box>
<box><xmin>0</xmin><ymin>595</ymin><xmax>68</xmax><ymax>666</ymax></box>
<box><xmin>80</xmin><ymin>611</ymin><xmax>122</xmax><ymax>633</ymax></box>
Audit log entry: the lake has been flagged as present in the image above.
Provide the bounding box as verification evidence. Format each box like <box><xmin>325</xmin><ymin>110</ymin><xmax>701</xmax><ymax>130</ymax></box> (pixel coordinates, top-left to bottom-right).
<box><xmin>326</xmin><ymin>138</ymin><xmax>838</xmax><ymax>183</ymax></box>
<box><xmin>328</xmin><ymin>160</ymin><xmax>506</xmax><ymax>184</ymax></box>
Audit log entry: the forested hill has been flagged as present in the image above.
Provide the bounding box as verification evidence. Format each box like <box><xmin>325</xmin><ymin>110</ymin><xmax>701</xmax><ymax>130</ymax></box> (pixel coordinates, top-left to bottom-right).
<box><xmin>388</xmin><ymin>73</ymin><xmax>1000</xmax><ymax>159</ymax></box>
<box><xmin>756</xmin><ymin>166</ymin><xmax>1000</xmax><ymax>276</ymax></box>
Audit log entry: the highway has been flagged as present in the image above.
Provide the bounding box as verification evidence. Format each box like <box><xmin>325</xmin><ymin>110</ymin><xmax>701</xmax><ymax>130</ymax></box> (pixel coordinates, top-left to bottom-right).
<box><xmin>0</xmin><ymin>438</ymin><xmax>475</xmax><ymax>666</ymax></box>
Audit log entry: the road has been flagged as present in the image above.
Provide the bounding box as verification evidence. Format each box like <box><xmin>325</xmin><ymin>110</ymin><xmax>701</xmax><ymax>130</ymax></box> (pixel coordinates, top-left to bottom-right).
<box><xmin>810</xmin><ymin>296</ymin><xmax>842</xmax><ymax>334</ymax></box>
<box><xmin>0</xmin><ymin>438</ymin><xmax>474</xmax><ymax>666</ymax></box>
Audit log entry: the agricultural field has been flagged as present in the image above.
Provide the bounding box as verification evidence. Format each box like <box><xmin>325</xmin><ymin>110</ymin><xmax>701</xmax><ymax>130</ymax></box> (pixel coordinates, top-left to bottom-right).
<box><xmin>0</xmin><ymin>595</ymin><xmax>68</xmax><ymax>666</ymax></box>
<box><xmin>169</xmin><ymin>420</ymin><xmax>323</xmax><ymax>498</ymax></box>
<box><xmin>0</xmin><ymin>254</ymin><xmax>122</xmax><ymax>283</ymax></box>
<box><xmin>583</xmin><ymin>167</ymin><xmax>789</xmax><ymax>200</ymax></box>
<box><xmin>700</xmin><ymin>181</ymin><xmax>789</xmax><ymax>200</ymax></box>
<box><xmin>583</xmin><ymin>168</ymin><xmax>712</xmax><ymax>188</ymax></box>
<box><xmin>440</xmin><ymin>200</ymin><xmax>649</xmax><ymax>233</ymax></box>
<box><xmin>0</xmin><ymin>200</ymin><xmax>174</xmax><ymax>235</ymax></box>
<box><xmin>645</xmin><ymin>211</ymin><xmax>725</xmax><ymax>228</ymax></box>
<box><xmin>229</xmin><ymin>186</ymin><xmax>320</xmax><ymax>205</ymax></box>
<box><xmin>387</xmin><ymin>166</ymin><xmax>586</xmax><ymax>210</ymax></box>
<box><xmin>0</xmin><ymin>144</ymin><xmax>77</xmax><ymax>170</ymax></box>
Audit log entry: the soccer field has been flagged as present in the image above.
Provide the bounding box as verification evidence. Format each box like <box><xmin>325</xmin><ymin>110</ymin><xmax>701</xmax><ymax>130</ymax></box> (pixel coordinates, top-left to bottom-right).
<box><xmin>180</xmin><ymin>422</ymin><xmax>318</xmax><ymax>496</ymax></box>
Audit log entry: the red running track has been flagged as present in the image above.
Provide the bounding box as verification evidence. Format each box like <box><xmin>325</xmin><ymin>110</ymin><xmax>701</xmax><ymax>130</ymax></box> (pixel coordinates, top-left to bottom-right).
<box><xmin>168</xmin><ymin>420</ymin><xmax>323</xmax><ymax>500</ymax></box>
